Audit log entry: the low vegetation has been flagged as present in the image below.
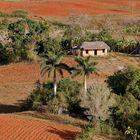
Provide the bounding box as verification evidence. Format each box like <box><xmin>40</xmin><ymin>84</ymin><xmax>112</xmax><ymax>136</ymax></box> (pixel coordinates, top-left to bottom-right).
<box><xmin>22</xmin><ymin>78</ymin><xmax>82</xmax><ymax>115</ymax></box>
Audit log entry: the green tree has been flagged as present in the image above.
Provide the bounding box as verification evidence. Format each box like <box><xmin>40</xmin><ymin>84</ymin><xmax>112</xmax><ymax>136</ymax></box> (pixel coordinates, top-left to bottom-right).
<box><xmin>107</xmin><ymin>67</ymin><xmax>140</xmax><ymax>100</ymax></box>
<box><xmin>36</xmin><ymin>38</ymin><xmax>61</xmax><ymax>55</ymax></box>
<box><xmin>41</xmin><ymin>42</ymin><xmax>71</xmax><ymax>96</ymax></box>
<box><xmin>72</xmin><ymin>56</ymin><xmax>98</xmax><ymax>93</ymax></box>
<box><xmin>0</xmin><ymin>43</ymin><xmax>9</xmax><ymax>64</ymax></box>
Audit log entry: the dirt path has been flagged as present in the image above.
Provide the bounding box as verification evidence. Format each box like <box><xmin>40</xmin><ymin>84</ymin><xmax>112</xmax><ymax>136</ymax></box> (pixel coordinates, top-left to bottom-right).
<box><xmin>0</xmin><ymin>115</ymin><xmax>81</xmax><ymax>140</ymax></box>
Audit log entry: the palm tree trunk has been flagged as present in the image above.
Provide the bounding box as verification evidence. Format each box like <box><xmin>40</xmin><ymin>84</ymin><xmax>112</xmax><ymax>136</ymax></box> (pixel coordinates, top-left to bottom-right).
<box><xmin>53</xmin><ymin>70</ymin><xmax>57</xmax><ymax>96</ymax></box>
<box><xmin>84</xmin><ymin>75</ymin><xmax>87</xmax><ymax>93</ymax></box>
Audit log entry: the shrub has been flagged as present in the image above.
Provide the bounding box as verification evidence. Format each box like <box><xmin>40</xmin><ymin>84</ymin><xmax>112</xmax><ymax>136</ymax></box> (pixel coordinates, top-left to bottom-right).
<box><xmin>124</xmin><ymin>25</ymin><xmax>140</xmax><ymax>34</ymax></box>
<box><xmin>46</xmin><ymin>79</ymin><xmax>81</xmax><ymax>114</ymax></box>
<box><xmin>0</xmin><ymin>19</ymin><xmax>9</xmax><ymax>30</ymax></box>
<box><xmin>111</xmin><ymin>93</ymin><xmax>140</xmax><ymax>138</ymax></box>
<box><xmin>0</xmin><ymin>10</ymin><xmax>28</xmax><ymax>18</ymax></box>
<box><xmin>76</xmin><ymin>121</ymin><xmax>121</xmax><ymax>140</ymax></box>
<box><xmin>23</xmin><ymin>79</ymin><xmax>81</xmax><ymax>114</ymax></box>
<box><xmin>80</xmin><ymin>83</ymin><xmax>117</xmax><ymax>121</ymax></box>
<box><xmin>21</xmin><ymin>86</ymin><xmax>53</xmax><ymax>111</ymax></box>
<box><xmin>125</xmin><ymin>126</ymin><xmax>140</xmax><ymax>140</ymax></box>
<box><xmin>107</xmin><ymin>67</ymin><xmax>140</xmax><ymax>100</ymax></box>
<box><xmin>11</xmin><ymin>10</ymin><xmax>28</xmax><ymax>18</ymax></box>
<box><xmin>57</xmin><ymin>78</ymin><xmax>81</xmax><ymax>109</ymax></box>
<box><xmin>8</xmin><ymin>20</ymin><xmax>26</xmax><ymax>36</ymax></box>
<box><xmin>0</xmin><ymin>43</ymin><xmax>10</xmax><ymax>65</ymax></box>
<box><xmin>36</xmin><ymin>38</ymin><xmax>62</xmax><ymax>55</ymax></box>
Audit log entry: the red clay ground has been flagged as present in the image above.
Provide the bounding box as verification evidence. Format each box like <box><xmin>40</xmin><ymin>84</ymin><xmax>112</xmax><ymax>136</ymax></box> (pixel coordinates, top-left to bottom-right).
<box><xmin>0</xmin><ymin>0</ymin><xmax>139</xmax><ymax>17</ymax></box>
<box><xmin>0</xmin><ymin>115</ymin><xmax>81</xmax><ymax>140</ymax></box>
<box><xmin>0</xmin><ymin>63</ymin><xmax>40</xmax><ymax>113</ymax></box>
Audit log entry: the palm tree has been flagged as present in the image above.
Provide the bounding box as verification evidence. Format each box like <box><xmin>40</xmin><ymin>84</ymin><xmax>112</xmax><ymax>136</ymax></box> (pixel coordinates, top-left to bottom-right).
<box><xmin>72</xmin><ymin>56</ymin><xmax>98</xmax><ymax>93</ymax></box>
<box><xmin>41</xmin><ymin>51</ymin><xmax>70</xmax><ymax>96</ymax></box>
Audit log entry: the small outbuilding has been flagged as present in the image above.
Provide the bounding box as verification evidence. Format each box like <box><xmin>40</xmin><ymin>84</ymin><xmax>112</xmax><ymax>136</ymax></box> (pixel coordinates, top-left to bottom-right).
<box><xmin>71</xmin><ymin>41</ymin><xmax>110</xmax><ymax>57</ymax></box>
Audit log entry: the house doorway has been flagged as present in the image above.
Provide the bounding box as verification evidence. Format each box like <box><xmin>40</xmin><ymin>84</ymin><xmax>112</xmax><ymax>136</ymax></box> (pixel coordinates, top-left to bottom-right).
<box><xmin>94</xmin><ymin>50</ymin><xmax>97</xmax><ymax>55</ymax></box>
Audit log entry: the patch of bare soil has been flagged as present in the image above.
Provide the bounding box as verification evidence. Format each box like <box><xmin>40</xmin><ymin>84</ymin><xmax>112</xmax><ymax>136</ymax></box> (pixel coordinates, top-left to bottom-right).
<box><xmin>0</xmin><ymin>115</ymin><xmax>81</xmax><ymax>140</ymax></box>
<box><xmin>0</xmin><ymin>63</ymin><xmax>40</xmax><ymax>113</ymax></box>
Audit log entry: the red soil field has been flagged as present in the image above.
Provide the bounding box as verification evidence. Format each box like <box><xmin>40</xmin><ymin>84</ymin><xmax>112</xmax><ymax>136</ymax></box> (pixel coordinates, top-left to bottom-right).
<box><xmin>0</xmin><ymin>0</ymin><xmax>139</xmax><ymax>17</ymax></box>
<box><xmin>0</xmin><ymin>55</ymin><xmax>139</xmax><ymax>112</ymax></box>
<box><xmin>0</xmin><ymin>115</ymin><xmax>81</xmax><ymax>140</ymax></box>
<box><xmin>0</xmin><ymin>63</ymin><xmax>40</xmax><ymax>85</ymax></box>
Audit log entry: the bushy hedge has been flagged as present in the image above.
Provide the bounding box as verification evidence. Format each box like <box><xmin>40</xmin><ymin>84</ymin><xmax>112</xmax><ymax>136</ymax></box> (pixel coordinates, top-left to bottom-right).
<box><xmin>0</xmin><ymin>43</ymin><xmax>10</xmax><ymax>65</ymax></box>
<box><xmin>80</xmin><ymin>83</ymin><xmax>117</xmax><ymax>121</ymax></box>
<box><xmin>111</xmin><ymin>94</ymin><xmax>140</xmax><ymax>139</ymax></box>
<box><xmin>0</xmin><ymin>18</ymin><xmax>50</xmax><ymax>64</ymax></box>
<box><xmin>107</xmin><ymin>67</ymin><xmax>140</xmax><ymax>100</ymax></box>
<box><xmin>107</xmin><ymin>67</ymin><xmax>140</xmax><ymax>139</ymax></box>
<box><xmin>22</xmin><ymin>79</ymin><xmax>81</xmax><ymax>114</ymax></box>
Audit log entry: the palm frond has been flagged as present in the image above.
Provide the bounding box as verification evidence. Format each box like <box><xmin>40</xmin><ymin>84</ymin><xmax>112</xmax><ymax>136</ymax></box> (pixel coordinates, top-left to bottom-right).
<box><xmin>41</xmin><ymin>63</ymin><xmax>54</xmax><ymax>77</ymax></box>
<box><xmin>72</xmin><ymin>66</ymin><xmax>83</xmax><ymax>77</ymax></box>
<box><xmin>58</xmin><ymin>69</ymin><xmax>63</xmax><ymax>78</ymax></box>
<box><xmin>86</xmin><ymin>66</ymin><xmax>99</xmax><ymax>76</ymax></box>
<box><xmin>56</xmin><ymin>63</ymin><xmax>71</xmax><ymax>74</ymax></box>
<box><xmin>74</xmin><ymin>56</ymin><xmax>99</xmax><ymax>78</ymax></box>
<box><xmin>40</xmin><ymin>64</ymin><xmax>48</xmax><ymax>76</ymax></box>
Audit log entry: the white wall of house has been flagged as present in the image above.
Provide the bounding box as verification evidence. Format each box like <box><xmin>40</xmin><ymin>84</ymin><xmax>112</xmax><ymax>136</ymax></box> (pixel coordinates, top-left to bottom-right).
<box><xmin>97</xmin><ymin>49</ymin><xmax>108</xmax><ymax>56</ymax></box>
<box><xmin>82</xmin><ymin>50</ymin><xmax>94</xmax><ymax>57</ymax></box>
<box><xmin>82</xmin><ymin>49</ymin><xmax>108</xmax><ymax>57</ymax></box>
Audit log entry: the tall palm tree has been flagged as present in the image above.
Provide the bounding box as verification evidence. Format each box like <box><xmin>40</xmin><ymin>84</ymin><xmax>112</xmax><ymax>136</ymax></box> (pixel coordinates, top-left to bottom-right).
<box><xmin>73</xmin><ymin>56</ymin><xmax>98</xmax><ymax>93</ymax></box>
<box><xmin>41</xmin><ymin>51</ymin><xmax>70</xmax><ymax>96</ymax></box>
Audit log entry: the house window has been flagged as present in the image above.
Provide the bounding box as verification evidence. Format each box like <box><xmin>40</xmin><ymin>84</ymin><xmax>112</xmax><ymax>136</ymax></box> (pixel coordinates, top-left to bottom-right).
<box><xmin>103</xmin><ymin>49</ymin><xmax>105</xmax><ymax>53</ymax></box>
<box><xmin>86</xmin><ymin>50</ymin><xmax>89</xmax><ymax>54</ymax></box>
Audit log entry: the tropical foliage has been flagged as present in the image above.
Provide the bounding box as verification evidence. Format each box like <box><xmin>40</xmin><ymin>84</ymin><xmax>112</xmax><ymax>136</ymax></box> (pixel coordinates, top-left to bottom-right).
<box><xmin>72</xmin><ymin>56</ymin><xmax>98</xmax><ymax>93</ymax></box>
<box><xmin>23</xmin><ymin>79</ymin><xmax>81</xmax><ymax>114</ymax></box>
<box><xmin>41</xmin><ymin>40</ymin><xmax>70</xmax><ymax>95</ymax></box>
<box><xmin>107</xmin><ymin>67</ymin><xmax>140</xmax><ymax>100</ymax></box>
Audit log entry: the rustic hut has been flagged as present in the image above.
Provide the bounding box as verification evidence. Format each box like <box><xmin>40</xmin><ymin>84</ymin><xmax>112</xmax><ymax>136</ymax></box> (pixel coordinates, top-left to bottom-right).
<box><xmin>71</xmin><ymin>41</ymin><xmax>110</xmax><ymax>57</ymax></box>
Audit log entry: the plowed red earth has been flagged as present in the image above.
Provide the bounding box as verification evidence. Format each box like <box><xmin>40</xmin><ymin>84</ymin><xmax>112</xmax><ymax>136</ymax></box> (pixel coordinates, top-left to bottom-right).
<box><xmin>0</xmin><ymin>63</ymin><xmax>40</xmax><ymax>85</ymax></box>
<box><xmin>0</xmin><ymin>115</ymin><xmax>81</xmax><ymax>140</ymax></box>
<box><xmin>0</xmin><ymin>0</ymin><xmax>139</xmax><ymax>17</ymax></box>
